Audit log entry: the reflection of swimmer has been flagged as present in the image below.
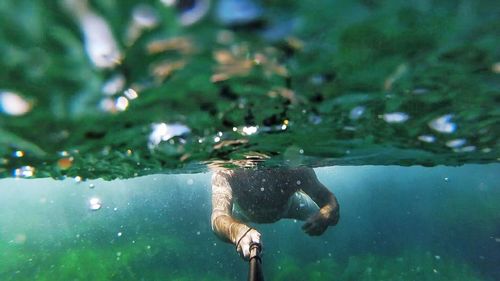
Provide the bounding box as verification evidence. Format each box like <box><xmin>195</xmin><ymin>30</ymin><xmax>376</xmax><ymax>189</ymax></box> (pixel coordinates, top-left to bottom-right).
<box><xmin>211</xmin><ymin>167</ymin><xmax>339</xmax><ymax>260</ymax></box>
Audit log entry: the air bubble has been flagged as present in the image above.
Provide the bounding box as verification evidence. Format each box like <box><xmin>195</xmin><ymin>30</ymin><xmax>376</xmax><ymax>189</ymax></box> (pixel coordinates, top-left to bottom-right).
<box><xmin>89</xmin><ymin>197</ymin><xmax>102</xmax><ymax>211</ymax></box>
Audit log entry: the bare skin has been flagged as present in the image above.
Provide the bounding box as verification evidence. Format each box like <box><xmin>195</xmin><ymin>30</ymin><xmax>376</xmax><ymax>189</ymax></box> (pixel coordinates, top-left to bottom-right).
<box><xmin>211</xmin><ymin>166</ymin><xmax>340</xmax><ymax>259</ymax></box>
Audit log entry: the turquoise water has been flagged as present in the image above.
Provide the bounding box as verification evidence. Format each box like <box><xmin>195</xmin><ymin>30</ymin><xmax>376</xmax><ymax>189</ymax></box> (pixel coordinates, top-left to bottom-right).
<box><xmin>1</xmin><ymin>165</ymin><xmax>498</xmax><ymax>280</ymax></box>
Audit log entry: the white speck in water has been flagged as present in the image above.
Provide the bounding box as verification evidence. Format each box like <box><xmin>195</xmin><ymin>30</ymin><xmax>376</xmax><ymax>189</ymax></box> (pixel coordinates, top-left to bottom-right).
<box><xmin>187</xmin><ymin>179</ymin><xmax>194</xmax><ymax>185</ymax></box>
<box><xmin>382</xmin><ymin>112</ymin><xmax>409</xmax><ymax>123</ymax></box>
<box><xmin>433</xmin><ymin>269</ymin><xmax>438</xmax><ymax>274</ymax></box>
<box><xmin>494</xmin><ymin>237</ymin><xmax>500</xmax><ymax>243</ymax></box>
<box><xmin>196</xmin><ymin>231</ymin><xmax>201</xmax><ymax>235</ymax></box>
<box><xmin>328</xmin><ymin>253</ymin><xmax>332</xmax><ymax>257</ymax></box>
<box><xmin>299</xmin><ymin>149</ymin><xmax>304</xmax><ymax>154</ymax></box>
<box><xmin>454</xmin><ymin>146</ymin><xmax>476</xmax><ymax>153</ymax></box>
<box><xmin>113</xmin><ymin>207</ymin><xmax>118</xmax><ymax>211</ymax></box>
<box><xmin>115</xmin><ymin>96</ymin><xmax>129</xmax><ymax>111</ymax></box>
<box><xmin>349</xmin><ymin>106</ymin><xmax>365</xmax><ymax>120</ymax></box>
<box><xmin>429</xmin><ymin>114</ymin><xmax>456</xmax><ymax>134</ymax></box>
<box><xmin>0</xmin><ymin>91</ymin><xmax>32</xmax><ymax>116</ymax></box>
<box><xmin>446</xmin><ymin>139</ymin><xmax>466</xmax><ymax>148</ymax></box>
<box><xmin>281</xmin><ymin>124</ymin><xmax>287</xmax><ymax>130</ymax></box>
<box><xmin>148</xmin><ymin>123</ymin><xmax>190</xmax><ymax>149</ymax></box>
<box><xmin>13</xmin><ymin>166</ymin><xmax>35</xmax><ymax>178</ymax></box>
<box><xmin>117</xmin><ymin>232</ymin><xmax>122</xmax><ymax>237</ymax></box>
<box><xmin>214</xmin><ymin>136</ymin><xmax>221</xmax><ymax>142</ymax></box>
<box><xmin>435</xmin><ymin>255</ymin><xmax>441</xmax><ymax>260</ymax></box>
<box><xmin>444</xmin><ymin>177</ymin><xmax>449</xmax><ymax>182</ymax></box>
<box><xmin>260</xmin><ymin>187</ymin><xmax>265</xmax><ymax>192</ymax></box>
<box><xmin>89</xmin><ymin>197</ymin><xmax>102</xmax><ymax>211</ymax></box>
<box><xmin>64</xmin><ymin>0</ymin><xmax>122</xmax><ymax>69</ymax></box>
<box><xmin>146</xmin><ymin>245</ymin><xmax>151</xmax><ymax>250</ymax></box>
<box><xmin>132</xmin><ymin>4</ymin><xmax>159</xmax><ymax>28</ymax></box>
<box><xmin>74</xmin><ymin>176</ymin><xmax>82</xmax><ymax>183</ymax></box>
<box><xmin>242</xmin><ymin>126</ymin><xmax>259</xmax><ymax>135</ymax></box>
<box><xmin>89</xmin><ymin>183</ymin><xmax>95</xmax><ymax>189</ymax></box>
<box><xmin>101</xmin><ymin>74</ymin><xmax>125</xmax><ymax>96</ymax></box>
<box><xmin>13</xmin><ymin>151</ymin><xmax>24</xmax><ymax>158</ymax></box>
<box><xmin>296</xmin><ymin>180</ymin><xmax>301</xmax><ymax>185</ymax></box>
<box><xmin>124</xmin><ymin>88</ymin><xmax>138</xmax><ymax>100</ymax></box>
<box><xmin>418</xmin><ymin>135</ymin><xmax>436</xmax><ymax>143</ymax></box>
<box><xmin>116</xmin><ymin>251</ymin><xmax>122</xmax><ymax>256</ymax></box>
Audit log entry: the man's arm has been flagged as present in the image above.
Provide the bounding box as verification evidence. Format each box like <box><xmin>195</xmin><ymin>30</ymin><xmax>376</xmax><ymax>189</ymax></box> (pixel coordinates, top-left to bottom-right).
<box><xmin>211</xmin><ymin>171</ymin><xmax>261</xmax><ymax>259</ymax></box>
<box><xmin>299</xmin><ymin>168</ymin><xmax>340</xmax><ymax>235</ymax></box>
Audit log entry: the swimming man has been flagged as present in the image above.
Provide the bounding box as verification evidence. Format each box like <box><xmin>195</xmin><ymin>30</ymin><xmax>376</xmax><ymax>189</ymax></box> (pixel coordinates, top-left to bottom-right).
<box><xmin>211</xmin><ymin>167</ymin><xmax>340</xmax><ymax>260</ymax></box>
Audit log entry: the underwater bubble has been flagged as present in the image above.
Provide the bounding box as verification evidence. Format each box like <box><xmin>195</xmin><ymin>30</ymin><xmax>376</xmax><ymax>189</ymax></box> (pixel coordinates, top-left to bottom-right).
<box><xmin>57</xmin><ymin>157</ymin><xmax>73</xmax><ymax>170</ymax></box>
<box><xmin>242</xmin><ymin>126</ymin><xmax>259</xmax><ymax>135</ymax></box>
<box><xmin>174</xmin><ymin>0</ymin><xmax>211</xmax><ymax>26</ymax></box>
<box><xmin>13</xmin><ymin>166</ymin><xmax>35</xmax><ymax>178</ymax></box>
<box><xmin>444</xmin><ymin>177</ymin><xmax>449</xmax><ymax>182</ymax></box>
<box><xmin>117</xmin><ymin>232</ymin><xmax>122</xmax><ymax>237</ymax></box>
<box><xmin>132</xmin><ymin>4</ymin><xmax>159</xmax><ymax>28</ymax></box>
<box><xmin>214</xmin><ymin>136</ymin><xmax>221</xmax><ymax>142</ymax></box>
<box><xmin>446</xmin><ymin>139</ymin><xmax>466</xmax><ymax>148</ymax></box>
<box><xmin>64</xmin><ymin>0</ymin><xmax>122</xmax><ymax>68</ymax></box>
<box><xmin>418</xmin><ymin>135</ymin><xmax>436</xmax><ymax>143</ymax></box>
<box><xmin>382</xmin><ymin>112</ymin><xmax>409</xmax><ymax>123</ymax></box>
<box><xmin>102</xmin><ymin>74</ymin><xmax>126</xmax><ymax>96</ymax></box>
<box><xmin>454</xmin><ymin>146</ymin><xmax>476</xmax><ymax>153</ymax></box>
<box><xmin>196</xmin><ymin>231</ymin><xmax>201</xmax><ymax>235</ymax></box>
<box><xmin>124</xmin><ymin>88</ymin><xmax>138</xmax><ymax>100</ymax></box>
<box><xmin>429</xmin><ymin>114</ymin><xmax>456</xmax><ymax>134</ymax></box>
<box><xmin>74</xmin><ymin>176</ymin><xmax>82</xmax><ymax>183</ymax></box>
<box><xmin>89</xmin><ymin>197</ymin><xmax>102</xmax><ymax>211</ymax></box>
<box><xmin>187</xmin><ymin>179</ymin><xmax>194</xmax><ymax>185</ymax></box>
<box><xmin>148</xmin><ymin>123</ymin><xmax>191</xmax><ymax>149</ymax></box>
<box><xmin>13</xmin><ymin>151</ymin><xmax>24</xmax><ymax>158</ymax></box>
<box><xmin>349</xmin><ymin>106</ymin><xmax>365</xmax><ymax>120</ymax></box>
<box><xmin>296</xmin><ymin>180</ymin><xmax>301</xmax><ymax>185</ymax></box>
<box><xmin>0</xmin><ymin>91</ymin><xmax>32</xmax><ymax>116</ymax></box>
<box><xmin>115</xmin><ymin>96</ymin><xmax>129</xmax><ymax>111</ymax></box>
<box><xmin>260</xmin><ymin>187</ymin><xmax>265</xmax><ymax>192</ymax></box>
<box><xmin>216</xmin><ymin>0</ymin><xmax>262</xmax><ymax>26</ymax></box>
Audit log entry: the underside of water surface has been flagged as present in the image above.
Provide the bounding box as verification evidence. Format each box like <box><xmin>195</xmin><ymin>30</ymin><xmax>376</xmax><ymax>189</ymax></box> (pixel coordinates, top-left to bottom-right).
<box><xmin>0</xmin><ymin>0</ymin><xmax>499</xmax><ymax>179</ymax></box>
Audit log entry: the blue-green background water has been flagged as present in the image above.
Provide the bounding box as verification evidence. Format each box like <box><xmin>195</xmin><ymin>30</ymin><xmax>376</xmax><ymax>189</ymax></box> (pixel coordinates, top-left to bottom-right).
<box><xmin>1</xmin><ymin>165</ymin><xmax>498</xmax><ymax>280</ymax></box>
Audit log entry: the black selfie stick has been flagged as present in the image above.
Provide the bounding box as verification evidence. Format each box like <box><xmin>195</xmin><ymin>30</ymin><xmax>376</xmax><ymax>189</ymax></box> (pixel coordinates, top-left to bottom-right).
<box><xmin>248</xmin><ymin>243</ymin><xmax>264</xmax><ymax>281</ymax></box>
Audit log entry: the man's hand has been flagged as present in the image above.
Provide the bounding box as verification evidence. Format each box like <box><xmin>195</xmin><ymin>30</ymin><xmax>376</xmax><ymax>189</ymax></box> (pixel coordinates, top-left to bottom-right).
<box><xmin>302</xmin><ymin>205</ymin><xmax>339</xmax><ymax>236</ymax></box>
<box><xmin>236</xmin><ymin>228</ymin><xmax>261</xmax><ymax>260</ymax></box>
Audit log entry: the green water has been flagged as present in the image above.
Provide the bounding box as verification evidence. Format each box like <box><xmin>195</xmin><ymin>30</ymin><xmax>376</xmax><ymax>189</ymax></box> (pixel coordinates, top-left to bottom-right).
<box><xmin>1</xmin><ymin>165</ymin><xmax>499</xmax><ymax>280</ymax></box>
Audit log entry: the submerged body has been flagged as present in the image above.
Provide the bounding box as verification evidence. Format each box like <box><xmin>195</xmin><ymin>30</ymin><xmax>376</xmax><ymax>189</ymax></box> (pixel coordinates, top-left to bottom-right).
<box><xmin>211</xmin><ymin>167</ymin><xmax>340</xmax><ymax>259</ymax></box>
